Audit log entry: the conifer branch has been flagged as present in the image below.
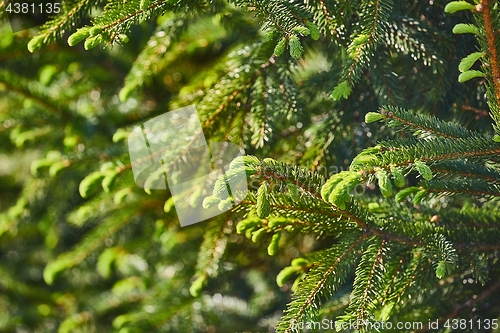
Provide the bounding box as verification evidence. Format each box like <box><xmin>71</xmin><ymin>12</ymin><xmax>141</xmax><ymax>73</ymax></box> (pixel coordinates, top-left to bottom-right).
<box><xmin>43</xmin><ymin>206</ymin><xmax>138</xmax><ymax>284</ymax></box>
<box><xmin>395</xmin><ymin>259</ymin><xmax>430</xmax><ymax>301</ymax></box>
<box><xmin>379</xmin><ymin>106</ymin><xmax>477</xmax><ymax>139</ymax></box>
<box><xmin>278</xmin><ymin>234</ymin><xmax>367</xmax><ymax>333</ymax></box>
<box><xmin>461</xmin><ymin>104</ymin><xmax>489</xmax><ymax>118</ymax></box>
<box><xmin>311</xmin><ymin>133</ymin><xmax>334</xmax><ymax>172</ymax></box>
<box><xmin>378</xmin><ymin>137</ymin><xmax>500</xmax><ymax>170</ymax></box>
<box><xmin>0</xmin><ymin>70</ymin><xmax>71</xmax><ymax>120</ymax></box>
<box><xmin>318</xmin><ymin>0</ymin><xmax>335</xmax><ymax>35</ymax></box>
<box><xmin>380</xmin><ymin>254</ymin><xmax>406</xmax><ymax>305</ymax></box>
<box><xmin>240</xmin><ymin>199</ymin><xmax>338</xmax><ymax>218</ymax></box>
<box><xmin>430</xmin><ymin>161</ymin><xmax>500</xmax><ymax>184</ymax></box>
<box><xmin>36</xmin><ymin>0</ymin><xmax>98</xmax><ymax>41</ymax></box>
<box><xmin>195</xmin><ymin>215</ymin><xmax>230</xmax><ymax>279</ymax></box>
<box><xmin>422</xmin><ymin>179</ymin><xmax>500</xmax><ymax>197</ymax></box>
<box><xmin>359</xmin><ymin>240</ymin><xmax>386</xmax><ymax>320</ymax></box>
<box><xmin>481</xmin><ymin>0</ymin><xmax>500</xmax><ymax>107</ymax></box>
<box><xmin>100</xmin><ymin>7</ymin><xmax>150</xmax><ymax>32</ymax></box>
<box><xmin>341</xmin><ymin>0</ymin><xmax>390</xmax><ymax>88</ymax></box>
<box><xmin>457</xmin><ymin>243</ymin><xmax>500</xmax><ymax>251</ymax></box>
<box><xmin>422</xmin><ymin>281</ymin><xmax>500</xmax><ymax>332</ymax></box>
<box><xmin>253</xmin><ymin>159</ymin><xmax>424</xmax><ymax>246</ymax></box>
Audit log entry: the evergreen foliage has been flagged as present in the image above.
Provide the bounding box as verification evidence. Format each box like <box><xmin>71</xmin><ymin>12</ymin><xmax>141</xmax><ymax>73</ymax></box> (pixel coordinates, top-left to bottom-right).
<box><xmin>1</xmin><ymin>0</ymin><xmax>500</xmax><ymax>332</ymax></box>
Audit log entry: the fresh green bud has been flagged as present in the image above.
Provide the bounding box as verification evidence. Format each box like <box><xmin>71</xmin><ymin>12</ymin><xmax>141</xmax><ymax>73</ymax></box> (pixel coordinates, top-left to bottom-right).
<box><xmin>286</xmin><ymin>181</ymin><xmax>300</xmax><ymax>201</ymax></box>
<box><xmin>102</xmin><ymin>170</ymin><xmax>119</xmax><ymax>193</ymax></box>
<box><xmin>352</xmin><ymin>34</ymin><xmax>368</xmax><ymax>46</ymax></box>
<box><xmin>257</xmin><ymin>182</ymin><xmax>271</xmax><ymax>218</ymax></box>
<box><xmin>68</xmin><ymin>27</ymin><xmax>91</xmax><ymax>46</ymax></box>
<box><xmin>289</xmin><ymin>35</ymin><xmax>303</xmax><ymax>59</ymax></box>
<box><xmin>324</xmin><ymin>171</ymin><xmax>360</xmax><ymax>210</ymax></box>
<box><xmin>112</xmin><ymin>128</ymin><xmax>130</xmax><ymax>143</ymax></box>
<box><xmin>414</xmin><ymin>160</ymin><xmax>433</xmax><ymax>180</ymax></box>
<box><xmin>266</xmin><ymin>30</ymin><xmax>281</xmax><ymax>42</ymax></box>
<box><xmin>251</xmin><ymin>228</ymin><xmax>267</xmax><ymax>243</ymax></box>
<box><xmin>351</xmin><ymin>154</ymin><xmax>379</xmax><ymax>170</ymax></box>
<box><xmin>458</xmin><ymin>70</ymin><xmax>485</xmax><ymax>82</ymax></box>
<box><xmin>376</xmin><ymin>169</ymin><xmax>393</xmax><ymax>197</ymax></box>
<box><xmin>276</xmin><ymin>266</ymin><xmax>300</xmax><ymax>287</ymax></box>
<box><xmin>267</xmin><ymin>231</ymin><xmax>281</xmax><ymax>256</ymax></box>
<box><xmin>263</xmin><ymin>157</ymin><xmax>277</xmax><ymax>165</ymax></box>
<box><xmin>444</xmin><ymin>1</ymin><xmax>475</xmax><ymax>13</ymax></box>
<box><xmin>119</xmin><ymin>84</ymin><xmax>135</xmax><ymax>102</ymax></box>
<box><xmin>114</xmin><ymin>188</ymin><xmax>132</xmax><ymax>204</ymax></box>
<box><xmin>306</xmin><ymin>21</ymin><xmax>320</xmax><ymax>40</ymax></box>
<box><xmin>118</xmin><ymin>34</ymin><xmax>130</xmax><ymax>43</ymax></box>
<box><xmin>458</xmin><ymin>52</ymin><xmax>484</xmax><ymax>73</ymax></box>
<box><xmin>79</xmin><ymin>171</ymin><xmax>105</xmax><ymax>198</ymax></box>
<box><xmin>202</xmin><ymin>195</ymin><xmax>220</xmax><ymax>209</ymax></box>
<box><xmin>218</xmin><ymin>198</ymin><xmax>233</xmax><ymax>211</ymax></box>
<box><xmin>189</xmin><ymin>275</ymin><xmax>206</xmax><ymax>297</ymax></box>
<box><xmin>89</xmin><ymin>26</ymin><xmax>102</xmax><ymax>37</ymax></box>
<box><xmin>292</xmin><ymin>26</ymin><xmax>310</xmax><ymax>36</ymax></box>
<box><xmin>390</xmin><ymin>165</ymin><xmax>405</xmax><ymax>188</ymax></box>
<box><xmin>267</xmin><ymin>217</ymin><xmax>289</xmax><ymax>229</ymax></box>
<box><xmin>49</xmin><ymin>160</ymin><xmax>70</xmax><ymax>177</ymax></box>
<box><xmin>435</xmin><ymin>261</ymin><xmax>447</xmax><ymax>279</ymax></box>
<box><xmin>164</xmin><ymin>197</ymin><xmax>175</xmax><ymax>213</ymax></box>
<box><xmin>413</xmin><ymin>189</ymin><xmax>428</xmax><ymax>205</ymax></box>
<box><xmin>395</xmin><ymin>186</ymin><xmax>420</xmax><ymax>203</ymax></box>
<box><xmin>28</xmin><ymin>35</ymin><xmax>45</xmax><ymax>53</ymax></box>
<box><xmin>84</xmin><ymin>36</ymin><xmax>101</xmax><ymax>50</ymax></box>
<box><xmin>365</xmin><ymin>112</ymin><xmax>385</xmax><ymax>123</ymax></box>
<box><xmin>321</xmin><ymin>172</ymin><xmax>347</xmax><ymax>201</ymax></box>
<box><xmin>291</xmin><ymin>258</ymin><xmax>310</xmax><ymax>266</ymax></box>
<box><xmin>245</xmin><ymin>226</ymin><xmax>256</xmax><ymax>239</ymax></box>
<box><xmin>452</xmin><ymin>23</ymin><xmax>479</xmax><ymax>35</ymax></box>
<box><xmin>274</xmin><ymin>37</ymin><xmax>287</xmax><ymax>57</ymax></box>
<box><xmin>236</xmin><ymin>218</ymin><xmax>261</xmax><ymax>234</ymax></box>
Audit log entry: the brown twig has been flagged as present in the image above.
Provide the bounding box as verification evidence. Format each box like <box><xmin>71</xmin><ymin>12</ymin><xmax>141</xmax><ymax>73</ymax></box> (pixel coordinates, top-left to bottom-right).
<box><xmin>481</xmin><ymin>0</ymin><xmax>500</xmax><ymax>105</ymax></box>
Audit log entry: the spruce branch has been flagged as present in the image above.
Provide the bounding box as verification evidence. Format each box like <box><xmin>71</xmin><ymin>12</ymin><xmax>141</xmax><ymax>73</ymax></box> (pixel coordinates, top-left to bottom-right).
<box><xmin>333</xmin><ymin>0</ymin><xmax>393</xmax><ymax>99</ymax></box>
<box><xmin>276</xmin><ymin>234</ymin><xmax>367</xmax><ymax>333</ymax></box>
<box><xmin>379</xmin><ymin>253</ymin><xmax>406</xmax><ymax>305</ymax></box>
<box><xmin>194</xmin><ymin>215</ymin><xmax>230</xmax><ymax>279</ymax></box>
<box><xmin>30</xmin><ymin>0</ymin><xmax>100</xmax><ymax>50</ymax></box>
<box><xmin>0</xmin><ymin>69</ymin><xmax>71</xmax><ymax>120</ymax></box>
<box><xmin>421</xmin><ymin>280</ymin><xmax>500</xmax><ymax>332</ymax></box>
<box><xmin>421</xmin><ymin>178</ymin><xmax>500</xmax><ymax>197</ymax></box>
<box><xmin>358</xmin><ymin>239</ymin><xmax>387</xmax><ymax>321</ymax></box>
<box><xmin>43</xmin><ymin>205</ymin><xmax>138</xmax><ymax>285</ymax></box>
<box><xmin>318</xmin><ymin>0</ymin><xmax>335</xmax><ymax>36</ymax></box>
<box><xmin>376</xmin><ymin>106</ymin><xmax>477</xmax><ymax>139</ymax></box>
<box><xmin>249</xmin><ymin>157</ymin><xmax>425</xmax><ymax>246</ymax></box>
<box><xmin>430</xmin><ymin>160</ymin><xmax>500</xmax><ymax>184</ymax></box>
<box><xmin>394</xmin><ymin>258</ymin><xmax>431</xmax><ymax>301</ymax></box>
<box><xmin>378</xmin><ymin>136</ymin><xmax>500</xmax><ymax>169</ymax></box>
<box><xmin>480</xmin><ymin>0</ymin><xmax>500</xmax><ymax>108</ymax></box>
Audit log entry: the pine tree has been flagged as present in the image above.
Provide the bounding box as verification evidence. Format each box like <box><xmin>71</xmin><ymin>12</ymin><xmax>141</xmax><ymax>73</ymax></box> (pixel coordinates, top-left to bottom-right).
<box><xmin>1</xmin><ymin>0</ymin><xmax>499</xmax><ymax>332</ymax></box>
